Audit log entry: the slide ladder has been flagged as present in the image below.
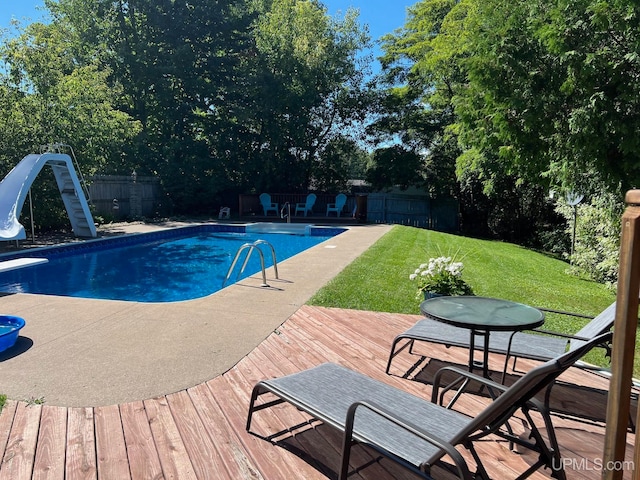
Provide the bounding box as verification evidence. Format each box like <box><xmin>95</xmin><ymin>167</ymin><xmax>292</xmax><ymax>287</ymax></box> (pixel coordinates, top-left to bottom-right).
<box><xmin>0</xmin><ymin>152</ymin><xmax>97</xmax><ymax>241</ymax></box>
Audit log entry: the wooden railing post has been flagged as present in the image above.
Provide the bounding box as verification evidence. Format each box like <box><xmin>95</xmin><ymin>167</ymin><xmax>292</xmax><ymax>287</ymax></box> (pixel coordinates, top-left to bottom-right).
<box><xmin>603</xmin><ymin>190</ymin><xmax>640</xmax><ymax>479</ymax></box>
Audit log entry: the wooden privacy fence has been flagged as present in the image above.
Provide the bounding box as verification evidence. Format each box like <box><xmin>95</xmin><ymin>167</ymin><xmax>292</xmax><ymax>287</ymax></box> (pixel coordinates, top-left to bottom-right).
<box><xmin>366</xmin><ymin>193</ymin><xmax>459</xmax><ymax>232</ymax></box>
<box><xmin>88</xmin><ymin>175</ymin><xmax>160</xmax><ymax>219</ymax></box>
<box><xmin>239</xmin><ymin>192</ymin><xmax>459</xmax><ymax>230</ymax></box>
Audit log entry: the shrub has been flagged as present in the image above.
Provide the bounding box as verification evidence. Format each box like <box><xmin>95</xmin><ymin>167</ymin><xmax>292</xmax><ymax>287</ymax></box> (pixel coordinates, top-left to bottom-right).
<box><xmin>557</xmin><ymin>191</ymin><xmax>623</xmax><ymax>288</ymax></box>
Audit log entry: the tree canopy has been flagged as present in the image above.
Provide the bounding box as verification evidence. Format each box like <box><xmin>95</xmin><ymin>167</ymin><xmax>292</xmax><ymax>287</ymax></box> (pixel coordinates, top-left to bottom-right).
<box><xmin>1</xmin><ymin>0</ymin><xmax>371</xmax><ymax>215</ymax></box>
<box><xmin>372</xmin><ymin>0</ymin><xmax>640</xmax><ymax>198</ymax></box>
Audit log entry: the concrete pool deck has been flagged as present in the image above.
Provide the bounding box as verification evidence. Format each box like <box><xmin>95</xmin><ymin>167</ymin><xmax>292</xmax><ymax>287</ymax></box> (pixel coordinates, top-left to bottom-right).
<box><xmin>0</xmin><ymin>222</ymin><xmax>392</xmax><ymax>407</ymax></box>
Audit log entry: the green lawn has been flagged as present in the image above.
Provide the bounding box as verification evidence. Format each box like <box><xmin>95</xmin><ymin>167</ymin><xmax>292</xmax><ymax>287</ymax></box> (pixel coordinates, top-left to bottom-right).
<box><xmin>308</xmin><ymin>225</ymin><xmax>626</xmax><ymax>372</ymax></box>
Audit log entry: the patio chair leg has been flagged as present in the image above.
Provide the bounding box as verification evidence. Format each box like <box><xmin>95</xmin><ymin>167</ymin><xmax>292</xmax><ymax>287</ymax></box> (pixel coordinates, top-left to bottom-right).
<box><xmin>339</xmin><ymin>408</ymin><xmax>359</xmax><ymax>480</ymax></box>
<box><xmin>522</xmin><ymin>405</ymin><xmax>566</xmax><ymax>480</ymax></box>
<box><xmin>385</xmin><ymin>338</ymin><xmax>414</xmax><ymax>374</ymax></box>
<box><xmin>465</xmin><ymin>442</ymin><xmax>491</xmax><ymax>480</ymax></box>
<box><xmin>246</xmin><ymin>386</ymin><xmax>261</xmax><ymax>432</ymax></box>
<box><xmin>501</xmin><ymin>355</ymin><xmax>512</xmax><ymax>383</ymax></box>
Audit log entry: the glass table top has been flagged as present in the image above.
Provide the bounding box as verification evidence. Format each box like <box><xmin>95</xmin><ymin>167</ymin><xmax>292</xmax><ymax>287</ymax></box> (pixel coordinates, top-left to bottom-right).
<box><xmin>420</xmin><ymin>296</ymin><xmax>545</xmax><ymax>331</ymax></box>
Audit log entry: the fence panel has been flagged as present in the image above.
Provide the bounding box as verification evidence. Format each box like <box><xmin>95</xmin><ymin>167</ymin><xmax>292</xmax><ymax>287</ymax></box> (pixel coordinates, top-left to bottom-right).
<box><xmin>366</xmin><ymin>193</ymin><xmax>458</xmax><ymax>231</ymax></box>
<box><xmin>88</xmin><ymin>175</ymin><xmax>160</xmax><ymax>219</ymax></box>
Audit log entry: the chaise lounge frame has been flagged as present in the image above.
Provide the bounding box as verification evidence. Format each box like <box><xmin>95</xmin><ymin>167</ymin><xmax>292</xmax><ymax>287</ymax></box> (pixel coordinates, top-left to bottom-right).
<box><xmin>247</xmin><ymin>332</ymin><xmax>612</xmax><ymax>480</ymax></box>
<box><xmin>386</xmin><ymin>301</ymin><xmax>616</xmax><ymax>382</ymax></box>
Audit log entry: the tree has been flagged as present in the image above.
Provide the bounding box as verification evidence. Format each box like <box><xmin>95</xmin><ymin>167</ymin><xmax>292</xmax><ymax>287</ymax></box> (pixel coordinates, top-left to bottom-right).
<box><xmin>312</xmin><ymin>136</ymin><xmax>368</xmax><ymax>192</ymax></box>
<box><xmin>233</xmin><ymin>0</ymin><xmax>371</xmax><ymax>193</ymax></box>
<box><xmin>42</xmin><ymin>0</ymin><xmax>258</xmax><ymax>212</ymax></box>
<box><xmin>367</xmin><ymin>0</ymin><xmax>467</xmax><ymax>196</ymax></box>
<box><xmin>369</xmin><ymin>0</ymin><xmax>572</xmax><ymax>246</ymax></box>
<box><xmin>0</xmin><ymin>19</ymin><xmax>140</xmax><ymax>230</ymax></box>
<box><xmin>455</xmin><ymin>0</ymin><xmax>640</xmax><ymax>195</ymax></box>
<box><xmin>42</xmin><ymin>0</ymin><xmax>371</xmax><ymax>211</ymax></box>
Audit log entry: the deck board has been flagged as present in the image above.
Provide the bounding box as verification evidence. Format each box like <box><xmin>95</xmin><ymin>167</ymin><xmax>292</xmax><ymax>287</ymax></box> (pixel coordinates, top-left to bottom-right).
<box><xmin>186</xmin><ymin>382</ymin><xmax>264</xmax><ymax>480</ymax></box>
<box><xmin>144</xmin><ymin>396</ymin><xmax>197</xmax><ymax>480</ymax></box>
<box><xmin>32</xmin><ymin>405</ymin><xmax>66</xmax><ymax>480</ymax></box>
<box><xmin>0</xmin><ymin>401</ymin><xmax>17</xmax><ymax>468</ymax></box>
<box><xmin>0</xmin><ymin>402</ymin><xmax>41</xmax><ymax>480</ymax></box>
<box><xmin>94</xmin><ymin>404</ymin><xmax>131</xmax><ymax>480</ymax></box>
<box><xmin>0</xmin><ymin>306</ymin><xmax>634</xmax><ymax>479</ymax></box>
<box><xmin>65</xmin><ymin>407</ymin><xmax>97</xmax><ymax>480</ymax></box>
<box><xmin>119</xmin><ymin>401</ymin><xmax>163</xmax><ymax>480</ymax></box>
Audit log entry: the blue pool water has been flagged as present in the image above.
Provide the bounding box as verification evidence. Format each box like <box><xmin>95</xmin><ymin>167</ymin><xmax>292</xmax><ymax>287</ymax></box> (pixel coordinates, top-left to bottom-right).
<box><xmin>0</xmin><ymin>224</ymin><xmax>344</xmax><ymax>302</ymax></box>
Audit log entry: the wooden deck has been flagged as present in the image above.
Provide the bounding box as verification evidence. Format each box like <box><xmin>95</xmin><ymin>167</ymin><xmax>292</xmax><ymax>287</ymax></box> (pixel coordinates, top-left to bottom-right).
<box><xmin>0</xmin><ymin>306</ymin><xmax>634</xmax><ymax>479</ymax></box>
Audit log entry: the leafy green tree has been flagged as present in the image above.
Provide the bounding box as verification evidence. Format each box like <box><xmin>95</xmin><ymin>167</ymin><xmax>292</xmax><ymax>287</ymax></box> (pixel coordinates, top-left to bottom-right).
<box><xmin>449</xmin><ymin>0</ymin><xmax>640</xmax><ymax>270</ymax></box>
<box><xmin>0</xmin><ymin>18</ymin><xmax>140</xmax><ymax>231</ymax></box>
<box><xmin>313</xmin><ymin>136</ymin><xmax>368</xmax><ymax>192</ymax></box>
<box><xmin>366</xmin><ymin>145</ymin><xmax>423</xmax><ymax>191</ymax></box>
<box><xmin>0</xmin><ymin>19</ymin><xmax>138</xmax><ymax>172</ymax></box>
<box><xmin>43</xmin><ymin>0</ymin><xmax>257</xmax><ymax>212</ymax></box>
<box><xmin>42</xmin><ymin>0</ymin><xmax>371</xmax><ymax>210</ymax></box>
<box><xmin>367</xmin><ymin>0</ymin><xmax>467</xmax><ymax>196</ymax></box>
<box><xmin>236</xmin><ymin>0</ymin><xmax>371</xmax><ymax>193</ymax></box>
<box><xmin>371</xmin><ymin>0</ymin><xmax>638</xmax><ymax>257</ymax></box>
<box><xmin>455</xmin><ymin>0</ymin><xmax>640</xmax><ymax>194</ymax></box>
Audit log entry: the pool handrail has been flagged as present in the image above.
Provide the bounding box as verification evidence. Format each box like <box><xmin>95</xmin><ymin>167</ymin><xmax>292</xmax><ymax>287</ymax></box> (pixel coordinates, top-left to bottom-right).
<box><xmin>223</xmin><ymin>239</ymin><xmax>279</xmax><ymax>288</ymax></box>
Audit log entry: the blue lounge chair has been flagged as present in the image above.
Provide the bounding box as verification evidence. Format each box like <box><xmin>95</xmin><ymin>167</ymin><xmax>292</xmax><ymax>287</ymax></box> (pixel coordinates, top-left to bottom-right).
<box><xmin>259</xmin><ymin>193</ymin><xmax>278</xmax><ymax>216</ymax></box>
<box><xmin>326</xmin><ymin>193</ymin><xmax>347</xmax><ymax>217</ymax></box>
<box><xmin>295</xmin><ymin>193</ymin><xmax>316</xmax><ymax>216</ymax></box>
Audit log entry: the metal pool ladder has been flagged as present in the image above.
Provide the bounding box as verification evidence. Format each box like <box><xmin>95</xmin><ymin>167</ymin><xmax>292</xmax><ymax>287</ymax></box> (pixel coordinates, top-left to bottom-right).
<box><xmin>223</xmin><ymin>240</ymin><xmax>279</xmax><ymax>288</ymax></box>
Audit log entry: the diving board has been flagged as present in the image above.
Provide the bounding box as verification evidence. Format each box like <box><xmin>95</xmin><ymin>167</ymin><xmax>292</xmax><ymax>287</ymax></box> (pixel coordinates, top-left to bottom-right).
<box><xmin>0</xmin><ymin>153</ymin><xmax>97</xmax><ymax>241</ymax></box>
<box><xmin>0</xmin><ymin>258</ymin><xmax>48</xmax><ymax>273</ymax></box>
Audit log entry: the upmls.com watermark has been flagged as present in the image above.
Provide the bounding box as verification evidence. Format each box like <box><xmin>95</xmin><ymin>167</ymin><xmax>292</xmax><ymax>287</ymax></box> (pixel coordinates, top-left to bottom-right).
<box><xmin>554</xmin><ymin>457</ymin><xmax>634</xmax><ymax>472</ymax></box>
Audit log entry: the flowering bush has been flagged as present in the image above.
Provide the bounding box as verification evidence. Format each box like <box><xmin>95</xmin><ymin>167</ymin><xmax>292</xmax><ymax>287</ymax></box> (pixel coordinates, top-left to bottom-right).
<box><xmin>409</xmin><ymin>256</ymin><xmax>473</xmax><ymax>297</ymax></box>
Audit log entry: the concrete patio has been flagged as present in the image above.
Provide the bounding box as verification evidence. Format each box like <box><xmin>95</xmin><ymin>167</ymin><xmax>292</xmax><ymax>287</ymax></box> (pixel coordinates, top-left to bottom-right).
<box><xmin>0</xmin><ymin>221</ymin><xmax>392</xmax><ymax>406</ymax></box>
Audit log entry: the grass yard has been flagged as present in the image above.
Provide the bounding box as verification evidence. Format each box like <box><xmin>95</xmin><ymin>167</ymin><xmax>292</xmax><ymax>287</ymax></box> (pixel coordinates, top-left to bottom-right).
<box><xmin>309</xmin><ymin>225</ymin><xmax>629</xmax><ymax>372</ymax></box>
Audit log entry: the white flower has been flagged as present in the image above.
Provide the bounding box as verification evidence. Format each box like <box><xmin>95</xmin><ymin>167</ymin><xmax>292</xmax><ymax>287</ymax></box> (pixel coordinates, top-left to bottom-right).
<box><xmin>408</xmin><ymin>255</ymin><xmax>472</xmax><ymax>297</ymax></box>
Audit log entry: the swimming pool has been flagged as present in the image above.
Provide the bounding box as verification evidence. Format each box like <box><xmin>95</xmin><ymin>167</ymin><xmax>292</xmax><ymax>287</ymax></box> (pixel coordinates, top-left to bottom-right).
<box><xmin>0</xmin><ymin>224</ymin><xmax>345</xmax><ymax>302</ymax></box>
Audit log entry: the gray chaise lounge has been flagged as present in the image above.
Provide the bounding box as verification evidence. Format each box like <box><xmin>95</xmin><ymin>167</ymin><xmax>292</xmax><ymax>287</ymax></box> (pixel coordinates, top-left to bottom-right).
<box><xmin>247</xmin><ymin>332</ymin><xmax>611</xmax><ymax>480</ymax></box>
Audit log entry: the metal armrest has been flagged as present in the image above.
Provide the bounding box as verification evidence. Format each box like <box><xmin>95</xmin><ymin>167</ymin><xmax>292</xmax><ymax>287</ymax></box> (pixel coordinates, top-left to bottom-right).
<box><xmin>535</xmin><ymin>307</ymin><xmax>594</xmax><ymax>319</ymax></box>
<box><xmin>525</xmin><ymin>329</ymin><xmax>590</xmax><ymax>340</ymax></box>
<box><xmin>511</xmin><ymin>305</ymin><xmax>595</xmax><ymax>343</ymax></box>
<box><xmin>505</xmin><ymin>329</ymin><xmax>611</xmax><ymax>357</ymax></box>
<box><xmin>343</xmin><ymin>400</ymin><xmax>472</xmax><ymax>480</ymax></box>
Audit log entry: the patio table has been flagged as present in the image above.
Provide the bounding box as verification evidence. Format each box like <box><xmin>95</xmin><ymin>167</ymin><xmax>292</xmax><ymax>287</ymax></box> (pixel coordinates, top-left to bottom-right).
<box><xmin>420</xmin><ymin>296</ymin><xmax>545</xmax><ymax>378</ymax></box>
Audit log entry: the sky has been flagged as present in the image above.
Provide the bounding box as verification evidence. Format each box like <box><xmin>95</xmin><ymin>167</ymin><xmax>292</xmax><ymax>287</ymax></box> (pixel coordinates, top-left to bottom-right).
<box><xmin>322</xmin><ymin>0</ymin><xmax>412</xmax><ymax>72</ymax></box>
<box><xmin>0</xmin><ymin>0</ymin><xmax>413</xmax><ymax>73</ymax></box>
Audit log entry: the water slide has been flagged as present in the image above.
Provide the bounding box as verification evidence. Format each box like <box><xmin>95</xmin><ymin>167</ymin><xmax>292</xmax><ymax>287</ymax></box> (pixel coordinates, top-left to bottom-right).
<box><xmin>0</xmin><ymin>153</ymin><xmax>97</xmax><ymax>241</ymax></box>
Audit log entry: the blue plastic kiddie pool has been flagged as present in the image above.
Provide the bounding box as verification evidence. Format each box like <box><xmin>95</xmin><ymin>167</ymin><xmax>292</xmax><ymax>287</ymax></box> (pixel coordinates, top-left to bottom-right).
<box><xmin>0</xmin><ymin>315</ymin><xmax>25</xmax><ymax>352</ymax></box>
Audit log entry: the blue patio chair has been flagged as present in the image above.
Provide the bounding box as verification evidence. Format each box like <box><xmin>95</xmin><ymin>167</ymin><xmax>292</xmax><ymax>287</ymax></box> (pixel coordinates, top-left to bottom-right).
<box><xmin>326</xmin><ymin>193</ymin><xmax>347</xmax><ymax>217</ymax></box>
<box><xmin>295</xmin><ymin>193</ymin><xmax>316</xmax><ymax>216</ymax></box>
<box><xmin>259</xmin><ymin>193</ymin><xmax>278</xmax><ymax>216</ymax></box>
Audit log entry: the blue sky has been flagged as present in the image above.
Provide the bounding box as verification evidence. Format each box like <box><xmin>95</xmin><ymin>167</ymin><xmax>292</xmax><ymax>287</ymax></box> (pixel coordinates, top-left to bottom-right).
<box><xmin>323</xmin><ymin>1</ymin><xmax>412</xmax><ymax>67</ymax></box>
<box><xmin>0</xmin><ymin>1</ymin><xmax>412</xmax><ymax>72</ymax></box>
<box><xmin>0</xmin><ymin>1</ymin><xmax>48</xmax><ymax>29</ymax></box>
